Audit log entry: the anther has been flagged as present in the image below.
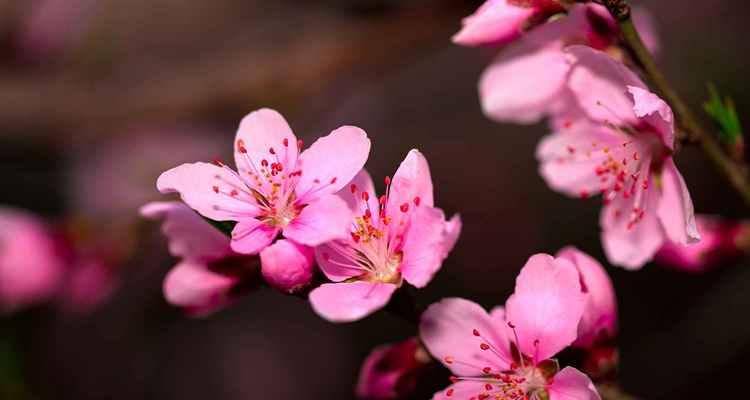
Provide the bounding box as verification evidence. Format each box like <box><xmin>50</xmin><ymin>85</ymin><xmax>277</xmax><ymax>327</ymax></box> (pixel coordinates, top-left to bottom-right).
<box><xmin>384</xmin><ymin>176</ymin><xmax>391</xmax><ymax>185</ymax></box>
<box><xmin>350</xmin><ymin>184</ymin><xmax>357</xmax><ymax>194</ymax></box>
<box><xmin>212</xmin><ymin>186</ymin><xmax>219</xmax><ymax>193</ymax></box>
<box><xmin>414</xmin><ymin>196</ymin><xmax>421</xmax><ymax>206</ymax></box>
<box><xmin>400</xmin><ymin>203</ymin><xmax>409</xmax><ymax>213</ymax></box>
<box><xmin>473</xmin><ymin>329</ymin><xmax>480</xmax><ymax>337</ymax></box>
<box><xmin>283</xmin><ymin>138</ymin><xmax>289</xmax><ymax>147</ymax></box>
<box><xmin>480</xmin><ymin>343</ymin><xmax>490</xmax><ymax>350</ymax></box>
<box><xmin>269</xmin><ymin>147</ymin><xmax>276</xmax><ymax>155</ymax></box>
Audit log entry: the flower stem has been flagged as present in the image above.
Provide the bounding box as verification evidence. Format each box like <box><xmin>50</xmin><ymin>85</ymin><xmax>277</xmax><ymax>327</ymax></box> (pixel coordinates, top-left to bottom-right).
<box><xmin>602</xmin><ymin>0</ymin><xmax>750</xmax><ymax>206</ymax></box>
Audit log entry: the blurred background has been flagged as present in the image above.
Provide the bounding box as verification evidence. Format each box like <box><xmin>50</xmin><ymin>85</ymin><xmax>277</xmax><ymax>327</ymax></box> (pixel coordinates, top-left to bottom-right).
<box><xmin>1</xmin><ymin>0</ymin><xmax>749</xmax><ymax>399</ymax></box>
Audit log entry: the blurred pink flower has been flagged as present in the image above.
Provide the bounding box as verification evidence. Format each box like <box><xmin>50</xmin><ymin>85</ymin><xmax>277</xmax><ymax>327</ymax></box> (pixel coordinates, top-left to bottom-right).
<box><xmin>0</xmin><ymin>207</ymin><xmax>65</xmax><ymax>314</ymax></box>
<box><xmin>420</xmin><ymin>254</ymin><xmax>599</xmax><ymax>400</ymax></box>
<box><xmin>556</xmin><ymin>247</ymin><xmax>617</xmax><ymax>349</ymax></box>
<box><xmin>309</xmin><ymin>150</ymin><xmax>461</xmax><ymax>322</ymax></box>
<box><xmin>141</xmin><ymin>201</ymin><xmax>259</xmax><ymax>317</ymax></box>
<box><xmin>355</xmin><ymin>337</ymin><xmax>431</xmax><ymax>399</ymax></box>
<box><xmin>69</xmin><ymin>125</ymin><xmax>227</xmax><ymax>220</ymax></box>
<box><xmin>477</xmin><ymin>4</ymin><xmax>659</xmax><ymax>124</ymax></box>
<box><xmin>537</xmin><ymin>46</ymin><xmax>699</xmax><ymax>269</ymax></box>
<box><xmin>15</xmin><ymin>0</ymin><xmax>98</xmax><ymax>60</ymax></box>
<box><xmin>157</xmin><ymin>109</ymin><xmax>370</xmax><ymax>286</ymax></box>
<box><xmin>655</xmin><ymin>215</ymin><xmax>744</xmax><ymax>273</ymax></box>
<box><xmin>453</xmin><ymin>0</ymin><xmax>564</xmax><ymax>46</ymax></box>
<box><xmin>60</xmin><ymin>255</ymin><xmax>117</xmax><ymax>314</ymax></box>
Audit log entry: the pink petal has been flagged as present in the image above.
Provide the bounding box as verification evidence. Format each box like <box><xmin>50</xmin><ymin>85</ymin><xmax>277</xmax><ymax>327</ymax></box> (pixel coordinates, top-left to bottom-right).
<box><xmin>338</xmin><ymin>169</ymin><xmax>379</xmax><ymax>215</ymax></box>
<box><xmin>632</xmin><ymin>7</ymin><xmax>660</xmax><ymax>55</ymax></box>
<box><xmin>657</xmin><ymin>159</ymin><xmax>700</xmax><ymax>245</ymax></box>
<box><xmin>295</xmin><ymin>126</ymin><xmax>371</xmax><ymax>204</ymax></box>
<box><xmin>140</xmin><ymin>201</ymin><xmax>231</xmax><ymax>261</ymax></box>
<box><xmin>505</xmin><ymin>254</ymin><xmax>586</xmax><ymax>361</ymax></box>
<box><xmin>655</xmin><ymin>215</ymin><xmax>737</xmax><ymax>273</ymax></box>
<box><xmin>442</xmin><ymin>214</ymin><xmax>463</xmax><ymax>259</ymax></box>
<box><xmin>537</xmin><ymin>121</ymin><xmax>622</xmax><ymax>197</ymax></box>
<box><xmin>386</xmin><ymin>150</ymin><xmax>435</xmax><ymax>238</ymax></box>
<box><xmin>401</xmin><ymin>207</ymin><xmax>457</xmax><ymax>288</ymax></box>
<box><xmin>420</xmin><ymin>298</ymin><xmax>513</xmax><ymax>375</ymax></box>
<box><xmin>627</xmin><ymin>86</ymin><xmax>675</xmax><ymax>150</ymax></box>
<box><xmin>432</xmin><ymin>381</ymin><xmax>487</xmax><ymax>400</ymax></box>
<box><xmin>566</xmin><ymin>46</ymin><xmax>646</xmax><ymax>125</ymax></box>
<box><xmin>547</xmin><ymin>367</ymin><xmax>601</xmax><ymax>400</ymax></box>
<box><xmin>157</xmin><ymin>162</ymin><xmax>260</xmax><ymax>222</ymax></box>
<box><xmin>315</xmin><ymin>241</ymin><xmax>362</xmax><ymax>282</ymax></box>
<box><xmin>163</xmin><ymin>260</ymin><xmax>238</xmax><ymax>317</ymax></box>
<box><xmin>283</xmin><ymin>194</ymin><xmax>352</xmax><ymax>246</ymax></box>
<box><xmin>556</xmin><ymin>247</ymin><xmax>618</xmax><ymax>348</ymax></box>
<box><xmin>452</xmin><ymin>0</ymin><xmax>535</xmax><ymax>46</ymax></box>
<box><xmin>308</xmin><ymin>281</ymin><xmax>397</xmax><ymax>323</ymax></box>
<box><xmin>233</xmin><ymin>108</ymin><xmax>298</xmax><ymax>193</ymax></box>
<box><xmin>600</xmin><ymin>187</ymin><xmax>665</xmax><ymax>269</ymax></box>
<box><xmin>259</xmin><ymin>239</ymin><xmax>314</xmax><ymax>293</ymax></box>
<box><xmin>0</xmin><ymin>208</ymin><xmax>64</xmax><ymax>313</ymax></box>
<box><xmin>229</xmin><ymin>219</ymin><xmax>278</xmax><ymax>255</ymax></box>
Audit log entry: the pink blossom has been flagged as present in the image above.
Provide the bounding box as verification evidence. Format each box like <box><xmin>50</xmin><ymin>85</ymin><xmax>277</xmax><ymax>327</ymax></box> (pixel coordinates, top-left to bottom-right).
<box><xmin>60</xmin><ymin>255</ymin><xmax>117</xmax><ymax>314</ymax></box>
<box><xmin>0</xmin><ymin>207</ymin><xmax>65</xmax><ymax>313</ymax></box>
<box><xmin>157</xmin><ymin>108</ymin><xmax>370</xmax><ymax>282</ymax></box>
<box><xmin>141</xmin><ymin>201</ymin><xmax>259</xmax><ymax>317</ymax></box>
<box><xmin>556</xmin><ymin>247</ymin><xmax>617</xmax><ymax>349</ymax></box>
<box><xmin>537</xmin><ymin>46</ymin><xmax>699</xmax><ymax>269</ymax></box>
<box><xmin>420</xmin><ymin>254</ymin><xmax>599</xmax><ymax>400</ymax></box>
<box><xmin>452</xmin><ymin>0</ymin><xmax>564</xmax><ymax>46</ymax></box>
<box><xmin>309</xmin><ymin>150</ymin><xmax>461</xmax><ymax>322</ymax></box>
<box><xmin>477</xmin><ymin>4</ymin><xmax>659</xmax><ymax>124</ymax></box>
<box><xmin>655</xmin><ymin>215</ymin><xmax>744</xmax><ymax>273</ymax></box>
<box><xmin>355</xmin><ymin>337</ymin><xmax>431</xmax><ymax>399</ymax></box>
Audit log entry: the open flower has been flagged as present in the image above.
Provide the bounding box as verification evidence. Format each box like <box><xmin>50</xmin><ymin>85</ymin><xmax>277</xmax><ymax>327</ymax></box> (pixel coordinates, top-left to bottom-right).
<box><xmin>141</xmin><ymin>201</ymin><xmax>263</xmax><ymax>316</ymax></box>
<box><xmin>0</xmin><ymin>207</ymin><xmax>65</xmax><ymax>314</ymax></box>
<box><xmin>537</xmin><ymin>46</ymin><xmax>699</xmax><ymax>268</ymax></box>
<box><xmin>476</xmin><ymin>4</ymin><xmax>659</xmax><ymax>124</ymax></box>
<box><xmin>420</xmin><ymin>254</ymin><xmax>599</xmax><ymax>400</ymax></box>
<box><xmin>157</xmin><ymin>108</ymin><xmax>370</xmax><ymax>280</ymax></box>
<box><xmin>453</xmin><ymin>0</ymin><xmax>564</xmax><ymax>47</ymax></box>
<box><xmin>356</xmin><ymin>337</ymin><xmax>431</xmax><ymax>399</ymax></box>
<box><xmin>309</xmin><ymin>150</ymin><xmax>461</xmax><ymax>322</ymax></box>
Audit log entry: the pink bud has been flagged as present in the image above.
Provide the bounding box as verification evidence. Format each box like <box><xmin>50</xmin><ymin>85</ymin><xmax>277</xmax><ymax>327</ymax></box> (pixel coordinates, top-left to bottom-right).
<box><xmin>355</xmin><ymin>338</ymin><xmax>430</xmax><ymax>399</ymax></box>
<box><xmin>655</xmin><ymin>215</ymin><xmax>743</xmax><ymax>273</ymax></box>
<box><xmin>260</xmin><ymin>239</ymin><xmax>314</xmax><ymax>293</ymax></box>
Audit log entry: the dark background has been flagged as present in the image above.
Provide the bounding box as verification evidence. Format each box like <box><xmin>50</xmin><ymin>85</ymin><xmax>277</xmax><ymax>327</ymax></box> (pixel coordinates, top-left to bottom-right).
<box><xmin>2</xmin><ymin>1</ymin><xmax>750</xmax><ymax>399</ymax></box>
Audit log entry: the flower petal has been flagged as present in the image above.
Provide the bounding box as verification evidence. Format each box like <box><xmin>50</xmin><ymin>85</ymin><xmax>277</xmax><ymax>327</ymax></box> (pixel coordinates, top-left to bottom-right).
<box><xmin>452</xmin><ymin>0</ymin><xmax>535</xmax><ymax>46</ymax></box>
<box><xmin>420</xmin><ymin>298</ymin><xmax>513</xmax><ymax>375</ymax></box>
<box><xmin>315</xmin><ymin>241</ymin><xmax>363</xmax><ymax>282</ymax></box>
<box><xmin>295</xmin><ymin>126</ymin><xmax>370</xmax><ymax>204</ymax></box>
<box><xmin>657</xmin><ymin>158</ymin><xmax>700</xmax><ymax>245</ymax></box>
<box><xmin>229</xmin><ymin>219</ymin><xmax>278</xmax><ymax>255</ymax></box>
<box><xmin>547</xmin><ymin>367</ymin><xmax>601</xmax><ymax>400</ymax></box>
<box><xmin>627</xmin><ymin>86</ymin><xmax>675</xmax><ymax>150</ymax></box>
<box><xmin>157</xmin><ymin>162</ymin><xmax>260</xmax><ymax>222</ymax></box>
<box><xmin>401</xmin><ymin>207</ymin><xmax>457</xmax><ymax>288</ymax></box>
<box><xmin>259</xmin><ymin>239</ymin><xmax>314</xmax><ymax>293</ymax></box>
<box><xmin>163</xmin><ymin>260</ymin><xmax>238</xmax><ymax>317</ymax></box>
<box><xmin>233</xmin><ymin>108</ymin><xmax>298</xmax><ymax>193</ymax></box>
<box><xmin>338</xmin><ymin>169</ymin><xmax>379</xmax><ymax>215</ymax></box>
<box><xmin>283</xmin><ymin>194</ymin><xmax>352</xmax><ymax>246</ymax></box>
<box><xmin>309</xmin><ymin>281</ymin><xmax>397</xmax><ymax>323</ymax></box>
<box><xmin>386</xmin><ymin>150</ymin><xmax>435</xmax><ymax>240</ymax></box>
<box><xmin>140</xmin><ymin>201</ymin><xmax>231</xmax><ymax>261</ymax></box>
<box><xmin>556</xmin><ymin>247</ymin><xmax>617</xmax><ymax>348</ymax></box>
<box><xmin>432</xmin><ymin>381</ymin><xmax>487</xmax><ymax>400</ymax></box>
<box><xmin>505</xmin><ymin>254</ymin><xmax>586</xmax><ymax>361</ymax></box>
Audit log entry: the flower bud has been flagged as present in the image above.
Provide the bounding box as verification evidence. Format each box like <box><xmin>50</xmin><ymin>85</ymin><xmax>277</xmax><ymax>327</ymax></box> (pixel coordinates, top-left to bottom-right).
<box><xmin>356</xmin><ymin>338</ymin><xmax>430</xmax><ymax>399</ymax></box>
<box><xmin>260</xmin><ymin>239</ymin><xmax>314</xmax><ymax>293</ymax></box>
<box><xmin>655</xmin><ymin>215</ymin><xmax>743</xmax><ymax>273</ymax></box>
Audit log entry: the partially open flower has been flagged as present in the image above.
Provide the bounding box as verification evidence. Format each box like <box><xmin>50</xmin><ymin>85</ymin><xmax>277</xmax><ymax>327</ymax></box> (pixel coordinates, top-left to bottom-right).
<box><xmin>356</xmin><ymin>338</ymin><xmax>431</xmax><ymax>399</ymax></box>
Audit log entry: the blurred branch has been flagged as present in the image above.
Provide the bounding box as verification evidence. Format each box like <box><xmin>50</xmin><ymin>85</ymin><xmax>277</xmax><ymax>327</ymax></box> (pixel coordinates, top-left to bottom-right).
<box><xmin>601</xmin><ymin>0</ymin><xmax>750</xmax><ymax>207</ymax></box>
<box><xmin>0</xmin><ymin>6</ymin><xmax>458</xmax><ymax>141</ymax></box>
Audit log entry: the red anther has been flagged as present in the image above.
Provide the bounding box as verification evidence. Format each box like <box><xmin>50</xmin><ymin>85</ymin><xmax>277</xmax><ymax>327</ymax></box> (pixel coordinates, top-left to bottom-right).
<box><xmin>351</xmin><ymin>233</ymin><xmax>361</xmax><ymax>243</ymax></box>
<box><xmin>379</xmin><ymin>195</ymin><xmax>386</xmax><ymax>205</ymax></box>
<box><xmin>478</xmin><ymin>394</ymin><xmax>489</xmax><ymax>400</ymax></box>
<box><xmin>580</xmin><ymin>190</ymin><xmax>589</xmax><ymax>199</ymax></box>
<box><xmin>362</xmin><ymin>192</ymin><xmax>370</xmax><ymax>201</ymax></box>
<box><xmin>413</xmin><ymin>196</ymin><xmax>421</xmax><ymax>206</ymax></box>
<box><xmin>297</xmin><ymin>139</ymin><xmax>304</xmax><ymax>150</ymax></box>
<box><xmin>563</xmin><ymin>120</ymin><xmax>572</xmax><ymax>129</ymax></box>
<box><xmin>364</xmin><ymin>210</ymin><xmax>372</xmax><ymax>219</ymax></box>
<box><xmin>400</xmin><ymin>203</ymin><xmax>409</xmax><ymax>213</ymax></box>
<box><xmin>330</xmin><ymin>177</ymin><xmax>337</xmax><ymax>184</ymax></box>
<box><xmin>507</xmin><ymin>321</ymin><xmax>516</xmax><ymax>329</ymax></box>
<box><xmin>269</xmin><ymin>147</ymin><xmax>276</xmax><ymax>155</ymax></box>
<box><xmin>261</xmin><ymin>159</ymin><xmax>269</xmax><ymax>167</ymax></box>
<box><xmin>642</xmin><ymin>180</ymin><xmax>649</xmax><ymax>190</ymax></box>
<box><xmin>276</xmin><ymin>163</ymin><xmax>284</xmax><ymax>172</ymax></box>
<box><xmin>449</xmin><ymin>376</ymin><xmax>459</xmax><ymax>383</ymax></box>
<box><xmin>230</xmin><ymin>189</ymin><xmax>239</xmax><ymax>197</ymax></box>
<box><xmin>533</xmin><ymin>339</ymin><xmax>540</xmax><ymax>347</ymax></box>
<box><xmin>314</xmin><ymin>179</ymin><xmax>320</xmax><ymax>184</ymax></box>
<box><xmin>239</xmin><ymin>146</ymin><xmax>248</xmax><ymax>154</ymax></box>
<box><xmin>482</xmin><ymin>367</ymin><xmax>492</xmax><ymax>374</ymax></box>
<box><xmin>283</xmin><ymin>138</ymin><xmax>289</xmax><ymax>147</ymax></box>
<box><xmin>446</xmin><ymin>388</ymin><xmax>454</xmax><ymax>397</ymax></box>
<box><xmin>384</xmin><ymin>176</ymin><xmax>391</xmax><ymax>185</ymax></box>
<box><xmin>485</xmin><ymin>384</ymin><xmax>493</xmax><ymax>391</ymax></box>
<box><xmin>480</xmin><ymin>343</ymin><xmax>490</xmax><ymax>350</ymax></box>
<box><xmin>212</xmin><ymin>158</ymin><xmax>223</xmax><ymax>166</ymax></box>
<box><xmin>566</xmin><ymin>145</ymin><xmax>575</xmax><ymax>154</ymax></box>
<box><xmin>613</xmin><ymin>182</ymin><xmax>623</xmax><ymax>192</ymax></box>
<box><xmin>473</xmin><ymin>329</ymin><xmax>480</xmax><ymax>336</ymax></box>
<box><xmin>350</xmin><ymin>184</ymin><xmax>357</xmax><ymax>193</ymax></box>
<box><xmin>212</xmin><ymin>186</ymin><xmax>220</xmax><ymax>193</ymax></box>
<box><xmin>444</xmin><ymin>356</ymin><xmax>454</xmax><ymax>364</ymax></box>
